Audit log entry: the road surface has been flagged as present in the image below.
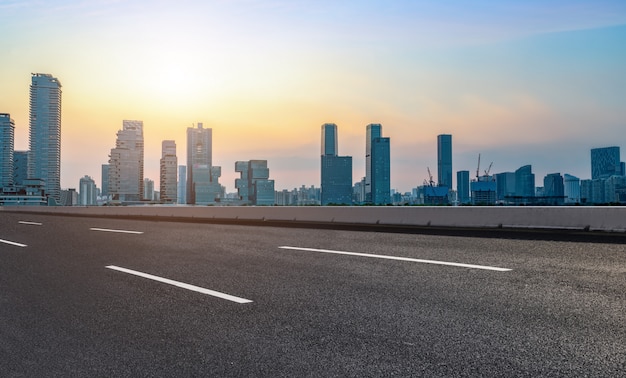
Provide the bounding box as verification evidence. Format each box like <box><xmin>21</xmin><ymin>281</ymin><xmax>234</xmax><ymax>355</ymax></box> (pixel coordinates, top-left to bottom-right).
<box><xmin>1</xmin><ymin>213</ymin><xmax>625</xmax><ymax>377</ymax></box>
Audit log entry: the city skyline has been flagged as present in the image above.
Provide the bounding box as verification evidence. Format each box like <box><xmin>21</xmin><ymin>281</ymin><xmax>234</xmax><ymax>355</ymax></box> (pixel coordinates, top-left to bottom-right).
<box><xmin>1</xmin><ymin>1</ymin><xmax>625</xmax><ymax>192</ymax></box>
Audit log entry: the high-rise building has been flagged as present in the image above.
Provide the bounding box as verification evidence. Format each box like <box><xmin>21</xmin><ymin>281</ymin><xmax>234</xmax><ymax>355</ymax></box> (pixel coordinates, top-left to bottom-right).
<box><xmin>186</xmin><ymin>123</ymin><xmax>216</xmax><ymax>204</ymax></box>
<box><xmin>591</xmin><ymin>146</ymin><xmax>621</xmax><ymax>179</ymax></box>
<box><xmin>108</xmin><ymin>120</ymin><xmax>144</xmax><ymax>202</ymax></box>
<box><xmin>563</xmin><ymin>174</ymin><xmax>581</xmax><ymax>204</ymax></box>
<box><xmin>0</xmin><ymin>113</ymin><xmax>15</xmax><ymax>190</ymax></box>
<box><xmin>160</xmin><ymin>140</ymin><xmax>177</xmax><ymax>203</ymax></box>
<box><xmin>365</xmin><ymin>123</ymin><xmax>390</xmax><ymax>205</ymax></box>
<box><xmin>437</xmin><ymin>134</ymin><xmax>452</xmax><ymax>188</ymax></box>
<box><xmin>235</xmin><ymin>160</ymin><xmax>275</xmax><ymax>205</ymax></box>
<box><xmin>177</xmin><ymin>165</ymin><xmax>186</xmax><ymax>204</ymax></box>
<box><xmin>543</xmin><ymin>173</ymin><xmax>564</xmax><ymax>205</ymax></box>
<box><xmin>495</xmin><ymin>172</ymin><xmax>515</xmax><ymax>203</ymax></box>
<box><xmin>321</xmin><ymin>123</ymin><xmax>352</xmax><ymax>205</ymax></box>
<box><xmin>456</xmin><ymin>170</ymin><xmax>470</xmax><ymax>204</ymax></box>
<box><xmin>144</xmin><ymin>178</ymin><xmax>154</xmax><ymax>201</ymax></box>
<box><xmin>101</xmin><ymin>164</ymin><xmax>109</xmax><ymax>197</ymax></box>
<box><xmin>321</xmin><ymin>123</ymin><xmax>338</xmax><ymax>156</ymax></box>
<box><xmin>13</xmin><ymin>151</ymin><xmax>28</xmax><ymax>188</ymax></box>
<box><xmin>515</xmin><ymin>165</ymin><xmax>535</xmax><ymax>199</ymax></box>
<box><xmin>29</xmin><ymin>73</ymin><xmax>62</xmax><ymax>203</ymax></box>
<box><xmin>79</xmin><ymin>175</ymin><xmax>97</xmax><ymax>205</ymax></box>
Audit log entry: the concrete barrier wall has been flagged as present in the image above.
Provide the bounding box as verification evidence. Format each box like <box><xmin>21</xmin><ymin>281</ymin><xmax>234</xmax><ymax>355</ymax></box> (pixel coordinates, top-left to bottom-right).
<box><xmin>3</xmin><ymin>206</ymin><xmax>626</xmax><ymax>232</ymax></box>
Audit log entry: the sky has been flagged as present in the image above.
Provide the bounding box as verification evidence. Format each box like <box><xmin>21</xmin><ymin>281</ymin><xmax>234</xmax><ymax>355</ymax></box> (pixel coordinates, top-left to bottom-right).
<box><xmin>1</xmin><ymin>0</ymin><xmax>626</xmax><ymax>193</ymax></box>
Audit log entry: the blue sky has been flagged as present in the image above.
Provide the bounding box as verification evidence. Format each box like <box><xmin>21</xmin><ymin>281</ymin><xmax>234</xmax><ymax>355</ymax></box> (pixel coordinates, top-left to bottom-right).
<box><xmin>1</xmin><ymin>0</ymin><xmax>625</xmax><ymax>191</ymax></box>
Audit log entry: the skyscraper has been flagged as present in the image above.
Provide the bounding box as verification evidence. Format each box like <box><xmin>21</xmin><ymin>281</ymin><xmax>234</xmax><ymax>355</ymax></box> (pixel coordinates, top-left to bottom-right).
<box><xmin>177</xmin><ymin>165</ymin><xmax>186</xmax><ymax>204</ymax></box>
<box><xmin>365</xmin><ymin>123</ymin><xmax>390</xmax><ymax>205</ymax></box>
<box><xmin>186</xmin><ymin>123</ymin><xmax>213</xmax><ymax>204</ymax></box>
<box><xmin>321</xmin><ymin>123</ymin><xmax>338</xmax><ymax>156</ymax></box>
<box><xmin>79</xmin><ymin>175</ymin><xmax>97</xmax><ymax>205</ymax></box>
<box><xmin>591</xmin><ymin>146</ymin><xmax>621</xmax><ymax>179</ymax></box>
<box><xmin>235</xmin><ymin>160</ymin><xmax>274</xmax><ymax>205</ymax></box>
<box><xmin>13</xmin><ymin>151</ymin><xmax>28</xmax><ymax>188</ymax></box>
<box><xmin>456</xmin><ymin>170</ymin><xmax>470</xmax><ymax>204</ymax></box>
<box><xmin>29</xmin><ymin>73</ymin><xmax>62</xmax><ymax>203</ymax></box>
<box><xmin>563</xmin><ymin>174</ymin><xmax>581</xmax><ymax>204</ymax></box>
<box><xmin>437</xmin><ymin>134</ymin><xmax>452</xmax><ymax>188</ymax></box>
<box><xmin>543</xmin><ymin>173</ymin><xmax>564</xmax><ymax>205</ymax></box>
<box><xmin>108</xmin><ymin>120</ymin><xmax>144</xmax><ymax>202</ymax></box>
<box><xmin>160</xmin><ymin>140</ymin><xmax>177</xmax><ymax>203</ymax></box>
<box><xmin>515</xmin><ymin>165</ymin><xmax>535</xmax><ymax>199</ymax></box>
<box><xmin>101</xmin><ymin>164</ymin><xmax>109</xmax><ymax>197</ymax></box>
<box><xmin>144</xmin><ymin>178</ymin><xmax>154</xmax><ymax>201</ymax></box>
<box><xmin>0</xmin><ymin>113</ymin><xmax>15</xmax><ymax>189</ymax></box>
<box><xmin>321</xmin><ymin>123</ymin><xmax>352</xmax><ymax>205</ymax></box>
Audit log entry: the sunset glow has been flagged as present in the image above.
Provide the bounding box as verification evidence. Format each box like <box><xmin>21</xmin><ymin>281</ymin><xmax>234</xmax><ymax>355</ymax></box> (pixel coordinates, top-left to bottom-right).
<box><xmin>1</xmin><ymin>1</ymin><xmax>625</xmax><ymax>192</ymax></box>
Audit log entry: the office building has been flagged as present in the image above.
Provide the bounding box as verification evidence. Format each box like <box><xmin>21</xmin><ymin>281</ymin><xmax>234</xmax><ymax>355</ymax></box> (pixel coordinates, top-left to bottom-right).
<box><xmin>543</xmin><ymin>173</ymin><xmax>564</xmax><ymax>205</ymax></box>
<box><xmin>186</xmin><ymin>123</ymin><xmax>221</xmax><ymax>204</ymax></box>
<box><xmin>495</xmin><ymin>172</ymin><xmax>516</xmax><ymax>203</ymax></box>
<box><xmin>365</xmin><ymin>123</ymin><xmax>390</xmax><ymax>205</ymax></box>
<box><xmin>437</xmin><ymin>134</ymin><xmax>452</xmax><ymax>188</ymax></box>
<box><xmin>321</xmin><ymin>123</ymin><xmax>352</xmax><ymax>205</ymax></box>
<box><xmin>235</xmin><ymin>160</ymin><xmax>275</xmax><ymax>205</ymax></box>
<box><xmin>79</xmin><ymin>175</ymin><xmax>97</xmax><ymax>205</ymax></box>
<box><xmin>591</xmin><ymin>146</ymin><xmax>621</xmax><ymax>179</ymax></box>
<box><xmin>515</xmin><ymin>165</ymin><xmax>535</xmax><ymax>200</ymax></box>
<box><xmin>13</xmin><ymin>151</ymin><xmax>28</xmax><ymax>188</ymax></box>
<box><xmin>0</xmin><ymin>114</ymin><xmax>15</xmax><ymax>189</ymax></box>
<box><xmin>456</xmin><ymin>170</ymin><xmax>470</xmax><ymax>204</ymax></box>
<box><xmin>28</xmin><ymin>73</ymin><xmax>62</xmax><ymax>202</ymax></box>
<box><xmin>563</xmin><ymin>174</ymin><xmax>580</xmax><ymax>204</ymax></box>
<box><xmin>144</xmin><ymin>178</ymin><xmax>154</xmax><ymax>201</ymax></box>
<box><xmin>160</xmin><ymin>140</ymin><xmax>177</xmax><ymax>203</ymax></box>
<box><xmin>321</xmin><ymin>123</ymin><xmax>338</xmax><ymax>156</ymax></box>
<box><xmin>101</xmin><ymin>164</ymin><xmax>109</xmax><ymax>197</ymax></box>
<box><xmin>178</xmin><ymin>165</ymin><xmax>186</xmax><ymax>204</ymax></box>
<box><xmin>108</xmin><ymin>120</ymin><xmax>144</xmax><ymax>202</ymax></box>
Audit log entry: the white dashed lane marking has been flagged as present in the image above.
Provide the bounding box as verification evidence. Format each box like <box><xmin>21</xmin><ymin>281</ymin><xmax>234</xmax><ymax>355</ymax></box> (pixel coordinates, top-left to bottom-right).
<box><xmin>105</xmin><ymin>265</ymin><xmax>253</xmax><ymax>304</ymax></box>
<box><xmin>90</xmin><ymin>228</ymin><xmax>144</xmax><ymax>234</ymax></box>
<box><xmin>279</xmin><ymin>246</ymin><xmax>512</xmax><ymax>272</ymax></box>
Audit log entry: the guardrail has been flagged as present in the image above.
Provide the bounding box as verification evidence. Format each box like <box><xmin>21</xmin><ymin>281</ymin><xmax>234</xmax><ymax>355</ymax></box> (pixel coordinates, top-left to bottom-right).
<box><xmin>3</xmin><ymin>205</ymin><xmax>626</xmax><ymax>233</ymax></box>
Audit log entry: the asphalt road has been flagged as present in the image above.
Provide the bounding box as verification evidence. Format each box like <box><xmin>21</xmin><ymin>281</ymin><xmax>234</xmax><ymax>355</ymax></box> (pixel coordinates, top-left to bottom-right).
<box><xmin>1</xmin><ymin>212</ymin><xmax>625</xmax><ymax>377</ymax></box>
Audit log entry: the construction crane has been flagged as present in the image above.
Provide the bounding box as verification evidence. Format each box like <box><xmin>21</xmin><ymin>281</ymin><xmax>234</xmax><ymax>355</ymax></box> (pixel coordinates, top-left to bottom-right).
<box><xmin>476</xmin><ymin>154</ymin><xmax>481</xmax><ymax>180</ymax></box>
<box><xmin>427</xmin><ymin>167</ymin><xmax>435</xmax><ymax>187</ymax></box>
<box><xmin>484</xmin><ymin>162</ymin><xmax>493</xmax><ymax>177</ymax></box>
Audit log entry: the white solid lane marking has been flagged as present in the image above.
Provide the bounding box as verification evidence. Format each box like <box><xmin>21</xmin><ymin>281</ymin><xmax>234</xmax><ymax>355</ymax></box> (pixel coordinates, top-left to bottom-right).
<box><xmin>0</xmin><ymin>238</ymin><xmax>27</xmax><ymax>247</ymax></box>
<box><xmin>278</xmin><ymin>246</ymin><xmax>512</xmax><ymax>272</ymax></box>
<box><xmin>90</xmin><ymin>228</ymin><xmax>143</xmax><ymax>234</ymax></box>
<box><xmin>18</xmin><ymin>221</ymin><xmax>43</xmax><ymax>226</ymax></box>
<box><xmin>105</xmin><ymin>265</ymin><xmax>253</xmax><ymax>304</ymax></box>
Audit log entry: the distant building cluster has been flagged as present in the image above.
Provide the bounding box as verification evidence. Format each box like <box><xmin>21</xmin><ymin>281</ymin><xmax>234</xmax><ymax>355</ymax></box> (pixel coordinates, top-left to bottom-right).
<box><xmin>2</xmin><ymin>73</ymin><xmax>626</xmax><ymax>206</ymax></box>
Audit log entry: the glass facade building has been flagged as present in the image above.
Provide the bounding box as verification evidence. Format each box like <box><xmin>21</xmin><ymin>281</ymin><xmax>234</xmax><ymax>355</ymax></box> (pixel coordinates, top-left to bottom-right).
<box><xmin>365</xmin><ymin>124</ymin><xmax>390</xmax><ymax>205</ymax></box>
<box><xmin>515</xmin><ymin>165</ymin><xmax>535</xmax><ymax>199</ymax></box>
<box><xmin>186</xmin><ymin>123</ymin><xmax>220</xmax><ymax>204</ymax></box>
<box><xmin>160</xmin><ymin>140</ymin><xmax>177</xmax><ymax>203</ymax></box>
<box><xmin>321</xmin><ymin>123</ymin><xmax>337</xmax><ymax>156</ymax></box>
<box><xmin>456</xmin><ymin>170</ymin><xmax>470</xmax><ymax>204</ymax></box>
<box><xmin>0</xmin><ymin>113</ymin><xmax>15</xmax><ymax>189</ymax></box>
<box><xmin>591</xmin><ymin>146</ymin><xmax>621</xmax><ymax>179</ymax></box>
<box><xmin>235</xmin><ymin>160</ymin><xmax>274</xmax><ymax>205</ymax></box>
<box><xmin>563</xmin><ymin>174</ymin><xmax>580</xmax><ymax>204</ymax></box>
<box><xmin>108</xmin><ymin>120</ymin><xmax>144</xmax><ymax>202</ymax></box>
<box><xmin>79</xmin><ymin>175</ymin><xmax>97</xmax><ymax>205</ymax></box>
<box><xmin>321</xmin><ymin>123</ymin><xmax>352</xmax><ymax>205</ymax></box>
<box><xmin>543</xmin><ymin>173</ymin><xmax>564</xmax><ymax>205</ymax></box>
<box><xmin>437</xmin><ymin>134</ymin><xmax>452</xmax><ymax>188</ymax></box>
<box><xmin>29</xmin><ymin>73</ymin><xmax>62</xmax><ymax>203</ymax></box>
<box><xmin>177</xmin><ymin>165</ymin><xmax>186</xmax><ymax>204</ymax></box>
<box><xmin>13</xmin><ymin>151</ymin><xmax>28</xmax><ymax>188</ymax></box>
